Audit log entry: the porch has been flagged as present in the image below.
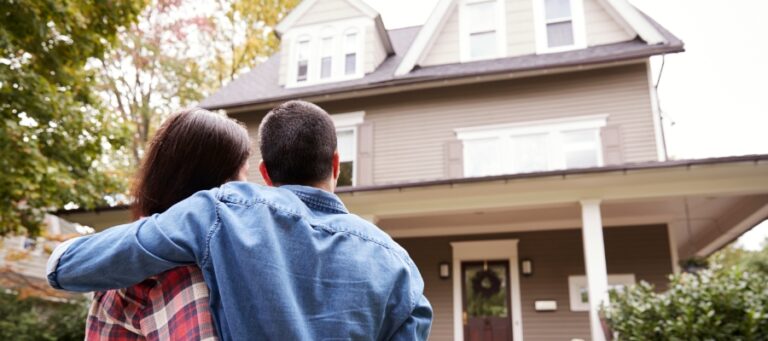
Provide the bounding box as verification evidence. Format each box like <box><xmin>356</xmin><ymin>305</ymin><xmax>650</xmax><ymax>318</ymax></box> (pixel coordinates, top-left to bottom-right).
<box><xmin>338</xmin><ymin>155</ymin><xmax>768</xmax><ymax>340</ymax></box>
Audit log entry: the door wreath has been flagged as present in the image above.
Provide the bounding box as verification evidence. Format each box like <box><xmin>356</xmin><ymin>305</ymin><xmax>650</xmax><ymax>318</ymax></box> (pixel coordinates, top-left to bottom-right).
<box><xmin>471</xmin><ymin>269</ymin><xmax>502</xmax><ymax>298</ymax></box>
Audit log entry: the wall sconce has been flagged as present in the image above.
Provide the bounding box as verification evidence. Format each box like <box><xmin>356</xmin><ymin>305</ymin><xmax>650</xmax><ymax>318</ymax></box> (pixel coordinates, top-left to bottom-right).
<box><xmin>521</xmin><ymin>259</ymin><xmax>533</xmax><ymax>276</ymax></box>
<box><xmin>438</xmin><ymin>262</ymin><xmax>451</xmax><ymax>279</ymax></box>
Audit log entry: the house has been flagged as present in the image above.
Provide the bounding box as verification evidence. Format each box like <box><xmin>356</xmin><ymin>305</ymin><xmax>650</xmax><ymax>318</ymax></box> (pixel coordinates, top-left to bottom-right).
<box><xmin>0</xmin><ymin>215</ymin><xmax>88</xmax><ymax>300</ymax></box>
<box><xmin>59</xmin><ymin>0</ymin><xmax>768</xmax><ymax>340</ymax></box>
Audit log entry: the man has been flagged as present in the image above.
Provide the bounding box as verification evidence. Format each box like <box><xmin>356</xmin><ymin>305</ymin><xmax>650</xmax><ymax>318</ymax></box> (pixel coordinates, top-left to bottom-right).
<box><xmin>47</xmin><ymin>101</ymin><xmax>432</xmax><ymax>340</ymax></box>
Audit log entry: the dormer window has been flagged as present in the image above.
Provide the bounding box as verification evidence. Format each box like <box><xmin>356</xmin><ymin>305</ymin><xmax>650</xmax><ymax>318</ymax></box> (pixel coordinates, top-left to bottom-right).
<box><xmin>460</xmin><ymin>0</ymin><xmax>506</xmax><ymax>62</ymax></box>
<box><xmin>286</xmin><ymin>23</ymin><xmax>365</xmax><ymax>87</ymax></box>
<box><xmin>320</xmin><ymin>36</ymin><xmax>334</xmax><ymax>79</ymax></box>
<box><xmin>535</xmin><ymin>0</ymin><xmax>586</xmax><ymax>52</ymax></box>
<box><xmin>296</xmin><ymin>39</ymin><xmax>310</xmax><ymax>82</ymax></box>
<box><xmin>344</xmin><ymin>30</ymin><xmax>358</xmax><ymax>75</ymax></box>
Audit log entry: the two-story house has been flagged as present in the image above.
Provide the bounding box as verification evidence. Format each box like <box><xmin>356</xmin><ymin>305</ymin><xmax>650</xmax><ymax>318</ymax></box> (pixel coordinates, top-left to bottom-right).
<box><xmin>57</xmin><ymin>0</ymin><xmax>768</xmax><ymax>340</ymax></box>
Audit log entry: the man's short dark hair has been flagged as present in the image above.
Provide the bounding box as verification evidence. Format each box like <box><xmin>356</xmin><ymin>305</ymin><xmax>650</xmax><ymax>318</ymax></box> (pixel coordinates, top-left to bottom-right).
<box><xmin>259</xmin><ymin>100</ymin><xmax>337</xmax><ymax>186</ymax></box>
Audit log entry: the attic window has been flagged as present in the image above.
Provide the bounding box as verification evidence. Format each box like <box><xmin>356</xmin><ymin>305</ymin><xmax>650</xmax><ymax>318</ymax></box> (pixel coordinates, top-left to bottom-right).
<box><xmin>545</xmin><ymin>0</ymin><xmax>574</xmax><ymax>47</ymax></box>
<box><xmin>535</xmin><ymin>0</ymin><xmax>586</xmax><ymax>52</ymax></box>
<box><xmin>296</xmin><ymin>39</ymin><xmax>310</xmax><ymax>82</ymax></box>
<box><xmin>344</xmin><ymin>30</ymin><xmax>358</xmax><ymax>75</ymax></box>
<box><xmin>320</xmin><ymin>36</ymin><xmax>334</xmax><ymax>79</ymax></box>
<box><xmin>460</xmin><ymin>0</ymin><xmax>506</xmax><ymax>62</ymax></box>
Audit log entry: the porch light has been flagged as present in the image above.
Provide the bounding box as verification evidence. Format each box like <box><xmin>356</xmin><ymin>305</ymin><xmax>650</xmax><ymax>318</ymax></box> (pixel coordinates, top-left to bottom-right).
<box><xmin>521</xmin><ymin>259</ymin><xmax>533</xmax><ymax>276</ymax></box>
<box><xmin>438</xmin><ymin>261</ymin><xmax>451</xmax><ymax>279</ymax></box>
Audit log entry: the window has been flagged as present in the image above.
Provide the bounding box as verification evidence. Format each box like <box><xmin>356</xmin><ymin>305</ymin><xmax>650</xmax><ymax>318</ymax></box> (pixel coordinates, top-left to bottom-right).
<box><xmin>456</xmin><ymin>115</ymin><xmax>607</xmax><ymax>177</ymax></box>
<box><xmin>463</xmin><ymin>0</ymin><xmax>502</xmax><ymax>60</ymax></box>
<box><xmin>336</xmin><ymin>129</ymin><xmax>355</xmax><ymax>187</ymax></box>
<box><xmin>568</xmin><ymin>274</ymin><xmax>635</xmax><ymax>311</ymax></box>
<box><xmin>536</xmin><ymin>0</ymin><xmax>585</xmax><ymax>52</ymax></box>
<box><xmin>544</xmin><ymin>0</ymin><xmax>574</xmax><ymax>48</ymax></box>
<box><xmin>344</xmin><ymin>31</ymin><xmax>358</xmax><ymax>76</ymax></box>
<box><xmin>296</xmin><ymin>39</ymin><xmax>310</xmax><ymax>82</ymax></box>
<box><xmin>320</xmin><ymin>36</ymin><xmax>333</xmax><ymax>79</ymax></box>
<box><xmin>331</xmin><ymin>111</ymin><xmax>364</xmax><ymax>187</ymax></box>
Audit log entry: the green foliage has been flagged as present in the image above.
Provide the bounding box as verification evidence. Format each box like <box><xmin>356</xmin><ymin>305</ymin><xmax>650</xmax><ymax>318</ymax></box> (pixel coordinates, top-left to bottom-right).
<box><xmin>604</xmin><ymin>264</ymin><xmax>768</xmax><ymax>340</ymax></box>
<box><xmin>0</xmin><ymin>0</ymin><xmax>144</xmax><ymax>236</ymax></box>
<box><xmin>714</xmin><ymin>238</ymin><xmax>768</xmax><ymax>275</ymax></box>
<box><xmin>0</xmin><ymin>292</ymin><xmax>87</xmax><ymax>341</ymax></box>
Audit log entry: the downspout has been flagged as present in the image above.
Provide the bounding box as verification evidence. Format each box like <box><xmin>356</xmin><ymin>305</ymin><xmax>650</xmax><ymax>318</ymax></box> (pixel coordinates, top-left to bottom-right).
<box><xmin>654</xmin><ymin>55</ymin><xmax>670</xmax><ymax>161</ymax></box>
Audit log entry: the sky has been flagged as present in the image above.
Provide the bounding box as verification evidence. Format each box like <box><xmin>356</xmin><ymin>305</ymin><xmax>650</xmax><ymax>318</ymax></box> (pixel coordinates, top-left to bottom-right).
<box><xmin>362</xmin><ymin>0</ymin><xmax>768</xmax><ymax>250</ymax></box>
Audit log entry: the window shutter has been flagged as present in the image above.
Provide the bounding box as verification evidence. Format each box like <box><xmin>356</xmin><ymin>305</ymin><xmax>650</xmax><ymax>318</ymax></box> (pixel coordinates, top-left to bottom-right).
<box><xmin>445</xmin><ymin>140</ymin><xmax>464</xmax><ymax>179</ymax></box>
<box><xmin>356</xmin><ymin>122</ymin><xmax>374</xmax><ymax>186</ymax></box>
<box><xmin>601</xmin><ymin>126</ymin><xmax>623</xmax><ymax>165</ymax></box>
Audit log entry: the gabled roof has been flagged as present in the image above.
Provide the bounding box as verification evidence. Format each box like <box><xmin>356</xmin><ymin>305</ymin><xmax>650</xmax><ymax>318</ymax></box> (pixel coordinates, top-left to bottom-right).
<box><xmin>396</xmin><ymin>0</ymin><xmax>667</xmax><ymax>76</ymax></box>
<box><xmin>275</xmin><ymin>0</ymin><xmax>394</xmax><ymax>54</ymax></box>
<box><xmin>200</xmin><ymin>8</ymin><xmax>683</xmax><ymax>111</ymax></box>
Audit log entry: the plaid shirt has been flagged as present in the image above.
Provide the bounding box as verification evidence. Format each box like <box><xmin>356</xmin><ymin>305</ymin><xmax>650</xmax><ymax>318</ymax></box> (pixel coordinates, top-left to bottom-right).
<box><xmin>86</xmin><ymin>266</ymin><xmax>218</xmax><ymax>341</ymax></box>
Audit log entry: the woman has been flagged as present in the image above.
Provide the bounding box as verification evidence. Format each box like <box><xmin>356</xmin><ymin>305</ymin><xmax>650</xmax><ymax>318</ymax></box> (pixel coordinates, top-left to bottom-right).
<box><xmin>85</xmin><ymin>108</ymin><xmax>251</xmax><ymax>340</ymax></box>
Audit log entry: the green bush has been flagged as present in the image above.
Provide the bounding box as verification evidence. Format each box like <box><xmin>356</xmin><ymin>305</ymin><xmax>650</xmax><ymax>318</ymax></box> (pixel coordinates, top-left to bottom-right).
<box><xmin>0</xmin><ymin>292</ymin><xmax>87</xmax><ymax>341</ymax></box>
<box><xmin>603</xmin><ymin>264</ymin><xmax>768</xmax><ymax>340</ymax></box>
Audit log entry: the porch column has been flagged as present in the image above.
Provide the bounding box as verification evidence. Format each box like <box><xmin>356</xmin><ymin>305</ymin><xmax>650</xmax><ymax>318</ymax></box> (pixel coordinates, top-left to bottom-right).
<box><xmin>580</xmin><ymin>199</ymin><xmax>609</xmax><ymax>341</ymax></box>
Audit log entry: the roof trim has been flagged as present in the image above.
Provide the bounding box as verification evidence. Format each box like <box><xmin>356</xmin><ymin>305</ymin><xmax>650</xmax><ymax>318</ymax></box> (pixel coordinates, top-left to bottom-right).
<box><xmin>335</xmin><ymin>154</ymin><xmax>768</xmax><ymax>194</ymax></box>
<box><xmin>598</xmin><ymin>0</ymin><xmax>666</xmax><ymax>44</ymax></box>
<box><xmin>394</xmin><ymin>0</ymin><xmax>455</xmax><ymax>76</ymax></box>
<box><xmin>275</xmin><ymin>0</ymin><xmax>393</xmax><ymax>53</ymax></box>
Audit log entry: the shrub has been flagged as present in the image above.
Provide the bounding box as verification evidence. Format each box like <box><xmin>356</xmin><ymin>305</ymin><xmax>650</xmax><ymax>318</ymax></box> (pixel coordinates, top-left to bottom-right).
<box><xmin>0</xmin><ymin>292</ymin><xmax>87</xmax><ymax>341</ymax></box>
<box><xmin>603</xmin><ymin>264</ymin><xmax>768</xmax><ymax>340</ymax></box>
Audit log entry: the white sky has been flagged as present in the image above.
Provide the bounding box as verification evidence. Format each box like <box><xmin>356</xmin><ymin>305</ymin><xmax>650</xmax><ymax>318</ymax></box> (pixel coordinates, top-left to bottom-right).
<box><xmin>362</xmin><ymin>0</ymin><xmax>768</xmax><ymax>250</ymax></box>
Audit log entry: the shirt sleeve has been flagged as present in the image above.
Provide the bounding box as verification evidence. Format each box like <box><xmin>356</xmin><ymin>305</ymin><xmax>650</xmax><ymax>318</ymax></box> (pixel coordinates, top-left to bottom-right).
<box><xmin>47</xmin><ymin>189</ymin><xmax>219</xmax><ymax>292</ymax></box>
<box><xmin>388</xmin><ymin>294</ymin><xmax>433</xmax><ymax>341</ymax></box>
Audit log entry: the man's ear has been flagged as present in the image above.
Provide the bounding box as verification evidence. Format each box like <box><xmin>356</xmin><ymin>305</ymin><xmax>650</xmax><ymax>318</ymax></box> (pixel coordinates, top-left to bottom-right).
<box><xmin>332</xmin><ymin>151</ymin><xmax>340</xmax><ymax>181</ymax></box>
<box><xmin>259</xmin><ymin>160</ymin><xmax>274</xmax><ymax>187</ymax></box>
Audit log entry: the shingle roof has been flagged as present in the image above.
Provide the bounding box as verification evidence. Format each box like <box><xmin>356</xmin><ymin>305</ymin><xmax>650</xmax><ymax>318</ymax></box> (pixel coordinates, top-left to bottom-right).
<box><xmin>200</xmin><ymin>16</ymin><xmax>683</xmax><ymax>111</ymax></box>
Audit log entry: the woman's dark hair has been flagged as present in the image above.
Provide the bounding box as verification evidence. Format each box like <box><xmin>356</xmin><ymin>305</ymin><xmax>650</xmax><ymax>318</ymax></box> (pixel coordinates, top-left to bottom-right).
<box><xmin>259</xmin><ymin>100</ymin><xmax>337</xmax><ymax>186</ymax></box>
<box><xmin>131</xmin><ymin>108</ymin><xmax>251</xmax><ymax>218</ymax></box>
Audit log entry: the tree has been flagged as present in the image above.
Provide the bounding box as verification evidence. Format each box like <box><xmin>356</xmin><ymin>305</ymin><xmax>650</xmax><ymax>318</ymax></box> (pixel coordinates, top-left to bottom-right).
<box><xmin>98</xmin><ymin>0</ymin><xmax>299</xmax><ymax>165</ymax></box>
<box><xmin>0</xmin><ymin>0</ymin><xmax>145</xmax><ymax>236</ymax></box>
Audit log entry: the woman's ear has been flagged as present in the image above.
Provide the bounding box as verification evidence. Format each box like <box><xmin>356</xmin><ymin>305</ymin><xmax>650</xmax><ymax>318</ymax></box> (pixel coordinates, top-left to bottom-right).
<box><xmin>259</xmin><ymin>160</ymin><xmax>274</xmax><ymax>187</ymax></box>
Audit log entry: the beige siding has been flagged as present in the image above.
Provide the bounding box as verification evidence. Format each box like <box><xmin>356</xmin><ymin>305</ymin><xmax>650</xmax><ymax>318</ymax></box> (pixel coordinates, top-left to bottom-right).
<box><xmin>293</xmin><ymin>0</ymin><xmax>364</xmax><ymax>27</ymax></box>
<box><xmin>316</xmin><ymin>63</ymin><xmax>657</xmax><ymax>185</ymax></box>
<box><xmin>421</xmin><ymin>5</ymin><xmax>461</xmax><ymax>66</ymax></box>
<box><xmin>239</xmin><ymin>64</ymin><xmax>657</xmax><ymax>187</ymax></box>
<box><xmin>365</xmin><ymin>25</ymin><xmax>388</xmax><ymax>74</ymax></box>
<box><xmin>506</xmin><ymin>0</ymin><xmax>537</xmax><ymax>56</ymax></box>
<box><xmin>396</xmin><ymin>225</ymin><xmax>673</xmax><ymax>341</ymax></box>
<box><xmin>584</xmin><ymin>0</ymin><xmax>634</xmax><ymax>46</ymax></box>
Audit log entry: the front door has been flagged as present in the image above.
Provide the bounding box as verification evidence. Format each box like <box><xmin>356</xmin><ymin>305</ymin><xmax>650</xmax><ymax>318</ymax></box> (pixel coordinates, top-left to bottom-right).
<box><xmin>461</xmin><ymin>260</ymin><xmax>513</xmax><ymax>341</ymax></box>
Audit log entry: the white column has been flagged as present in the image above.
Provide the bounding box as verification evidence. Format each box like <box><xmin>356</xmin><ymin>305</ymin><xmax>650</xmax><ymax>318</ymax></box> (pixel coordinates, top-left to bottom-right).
<box><xmin>580</xmin><ymin>199</ymin><xmax>609</xmax><ymax>341</ymax></box>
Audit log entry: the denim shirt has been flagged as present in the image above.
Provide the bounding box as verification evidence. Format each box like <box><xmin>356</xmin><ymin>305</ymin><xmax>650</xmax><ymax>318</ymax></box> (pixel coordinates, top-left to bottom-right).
<box><xmin>47</xmin><ymin>183</ymin><xmax>432</xmax><ymax>340</ymax></box>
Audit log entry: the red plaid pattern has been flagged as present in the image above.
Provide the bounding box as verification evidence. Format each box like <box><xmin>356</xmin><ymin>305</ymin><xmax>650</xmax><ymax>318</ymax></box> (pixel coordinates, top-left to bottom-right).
<box><xmin>86</xmin><ymin>266</ymin><xmax>218</xmax><ymax>341</ymax></box>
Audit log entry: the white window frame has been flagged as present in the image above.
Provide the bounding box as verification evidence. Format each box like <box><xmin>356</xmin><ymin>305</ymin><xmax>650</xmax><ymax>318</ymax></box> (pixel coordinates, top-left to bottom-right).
<box><xmin>331</xmin><ymin>111</ymin><xmax>365</xmax><ymax>186</ymax></box>
<box><xmin>532</xmin><ymin>0</ymin><xmax>587</xmax><ymax>54</ymax></box>
<box><xmin>285</xmin><ymin>18</ymin><xmax>368</xmax><ymax>88</ymax></box>
<box><xmin>459</xmin><ymin>0</ymin><xmax>508</xmax><ymax>62</ymax></box>
<box><xmin>456</xmin><ymin>115</ymin><xmax>608</xmax><ymax>177</ymax></box>
<box><xmin>294</xmin><ymin>36</ymin><xmax>311</xmax><ymax>83</ymax></box>
<box><xmin>568</xmin><ymin>274</ymin><xmax>636</xmax><ymax>311</ymax></box>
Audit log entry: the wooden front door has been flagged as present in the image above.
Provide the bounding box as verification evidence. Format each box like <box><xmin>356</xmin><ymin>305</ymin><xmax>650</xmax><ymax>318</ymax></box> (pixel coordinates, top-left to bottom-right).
<box><xmin>461</xmin><ymin>260</ymin><xmax>513</xmax><ymax>341</ymax></box>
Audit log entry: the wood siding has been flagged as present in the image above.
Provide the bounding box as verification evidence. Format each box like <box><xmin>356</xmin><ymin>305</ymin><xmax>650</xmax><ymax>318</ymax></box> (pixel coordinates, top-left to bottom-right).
<box><xmin>506</xmin><ymin>0</ymin><xmax>537</xmax><ymax>57</ymax></box>
<box><xmin>421</xmin><ymin>4</ymin><xmax>461</xmax><ymax>66</ymax></box>
<box><xmin>396</xmin><ymin>225</ymin><xmax>673</xmax><ymax>341</ymax></box>
<box><xmin>584</xmin><ymin>0</ymin><xmax>634</xmax><ymax>46</ymax></box>
<box><xmin>293</xmin><ymin>0</ymin><xmax>364</xmax><ymax>27</ymax></box>
<box><xmin>240</xmin><ymin>63</ymin><xmax>658</xmax><ymax>186</ymax></box>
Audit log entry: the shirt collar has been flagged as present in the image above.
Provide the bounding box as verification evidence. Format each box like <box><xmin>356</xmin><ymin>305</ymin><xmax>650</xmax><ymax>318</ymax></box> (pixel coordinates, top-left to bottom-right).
<box><xmin>280</xmin><ymin>185</ymin><xmax>349</xmax><ymax>214</ymax></box>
